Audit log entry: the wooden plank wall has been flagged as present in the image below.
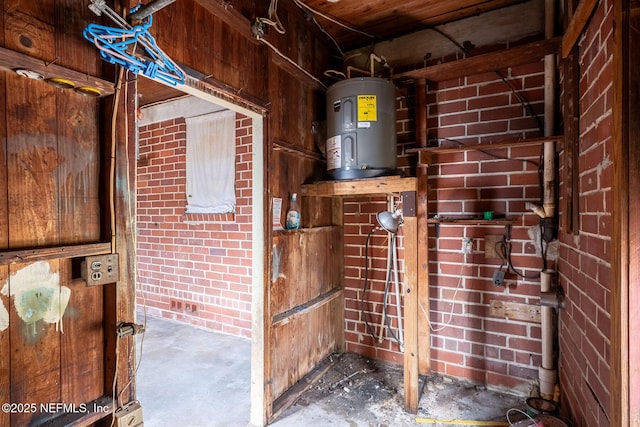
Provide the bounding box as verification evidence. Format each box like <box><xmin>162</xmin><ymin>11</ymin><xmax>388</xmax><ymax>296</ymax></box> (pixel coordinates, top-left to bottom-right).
<box><xmin>1</xmin><ymin>1</ymin><xmax>136</xmax><ymax>425</ymax></box>
<box><xmin>0</xmin><ymin>2</ymin><xmax>8</xmax><ymax>425</ymax></box>
<box><xmin>270</xmin><ymin>226</ymin><xmax>343</xmax><ymax>399</ymax></box>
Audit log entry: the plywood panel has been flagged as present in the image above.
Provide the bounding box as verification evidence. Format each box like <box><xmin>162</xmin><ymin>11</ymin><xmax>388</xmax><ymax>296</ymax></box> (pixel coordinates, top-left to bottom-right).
<box><xmin>6</xmin><ymin>74</ymin><xmax>58</xmax><ymax>248</ymax></box>
<box><xmin>3</xmin><ymin>8</ymin><xmax>54</xmax><ymax>60</ymax></box>
<box><xmin>271</xmin><ymin>227</ymin><xmax>341</xmax><ymax>316</ymax></box>
<box><xmin>184</xmin><ymin>1</ymin><xmax>212</xmax><ymax>75</ymax></box>
<box><xmin>270</xmin><ymin>303</ymin><xmax>339</xmax><ymax>400</ymax></box>
<box><xmin>0</xmin><ymin>34</ymin><xmax>9</xmax><ymax>424</ymax></box>
<box><xmin>8</xmin><ymin>260</ymin><xmax>62</xmax><ymax>426</ymax></box>
<box><xmin>56</xmin><ymin>90</ymin><xmax>101</xmax><ymax>243</ymax></box>
<box><xmin>5</xmin><ymin>0</ymin><xmax>55</xmax><ymax>24</ymax></box>
<box><xmin>60</xmin><ymin>269</ymin><xmax>104</xmax><ymax>405</ymax></box>
<box><xmin>0</xmin><ymin>266</ymin><xmax>8</xmax><ymax>427</ymax></box>
<box><xmin>55</xmin><ymin>0</ymin><xmax>99</xmax><ymax>75</ymax></box>
<box><xmin>270</xmin><ymin>226</ymin><xmax>343</xmax><ymax>402</ymax></box>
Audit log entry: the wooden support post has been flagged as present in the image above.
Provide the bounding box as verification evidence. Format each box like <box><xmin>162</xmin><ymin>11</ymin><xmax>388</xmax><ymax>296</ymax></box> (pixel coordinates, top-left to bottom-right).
<box><xmin>403</xmin><ymin>214</ymin><xmax>419</xmax><ymax>413</ymax></box>
<box><xmin>611</xmin><ymin>0</ymin><xmax>630</xmax><ymax>425</ymax></box>
<box><xmin>561</xmin><ymin>47</ymin><xmax>580</xmax><ymax>234</ymax></box>
<box><xmin>332</xmin><ymin>197</ymin><xmax>345</xmax><ymax>352</ymax></box>
<box><xmin>416</xmin><ymin>79</ymin><xmax>431</xmax><ymax>375</ymax></box>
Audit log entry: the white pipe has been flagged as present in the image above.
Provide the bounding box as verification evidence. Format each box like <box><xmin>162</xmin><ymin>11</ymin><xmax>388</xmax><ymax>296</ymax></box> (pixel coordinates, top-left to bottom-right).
<box><xmin>377</xmin><ymin>197</ymin><xmax>396</xmax><ymax>342</ymax></box>
<box><xmin>377</xmin><ymin>233</ymin><xmax>393</xmax><ymax>342</ymax></box>
<box><xmin>539</xmin><ymin>0</ymin><xmax>557</xmax><ymax>400</ymax></box>
<box><xmin>392</xmin><ymin>232</ymin><xmax>404</xmax><ymax>351</ymax></box>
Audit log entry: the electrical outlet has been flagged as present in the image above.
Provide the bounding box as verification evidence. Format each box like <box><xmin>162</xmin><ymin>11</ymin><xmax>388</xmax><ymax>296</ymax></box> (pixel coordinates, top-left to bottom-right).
<box><xmin>493</xmin><ymin>270</ymin><xmax>505</xmax><ymax>286</ymax></box>
<box><xmin>461</xmin><ymin>237</ymin><xmax>473</xmax><ymax>254</ymax></box>
<box><xmin>81</xmin><ymin>254</ymin><xmax>119</xmax><ymax>286</ymax></box>
<box><xmin>115</xmin><ymin>401</ymin><xmax>144</xmax><ymax>427</ymax></box>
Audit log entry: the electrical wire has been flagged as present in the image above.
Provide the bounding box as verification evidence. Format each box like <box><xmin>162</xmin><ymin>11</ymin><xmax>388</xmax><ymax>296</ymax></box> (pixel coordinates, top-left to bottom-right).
<box><xmin>381</xmin><ymin>233</ymin><xmax>402</xmax><ymax>346</ymax></box>
<box><xmin>108</xmin><ymin>57</ymin><xmax>125</xmax><ymax>427</ymax></box>
<box><xmin>427</xmin><ymin>27</ymin><xmax>545</xmax><ymax>136</ymax></box>
<box><xmin>304</xmin><ymin>11</ymin><xmax>344</xmax><ymax>56</ymax></box>
<box><xmin>419</xmin><ymin>262</ymin><xmax>465</xmax><ymax>332</ymax></box>
<box><xmin>505</xmin><ymin>408</ymin><xmax>536</xmax><ymax>425</ymax></box>
<box><xmin>291</xmin><ymin>0</ymin><xmax>375</xmax><ymax>39</ymax></box>
<box><xmin>435</xmin><ymin>136</ymin><xmax>541</xmax><ymax>168</ymax></box>
<box><xmin>258</xmin><ymin>0</ymin><xmax>286</xmax><ymax>34</ymax></box>
<box><xmin>427</xmin><ymin>27</ymin><xmax>549</xmax><ymax>226</ymax></box>
<box><xmin>257</xmin><ymin>37</ymin><xmax>327</xmax><ymax>89</ymax></box>
<box><xmin>362</xmin><ymin>227</ymin><xmax>406</xmax><ymax>347</ymax></box>
<box><xmin>116</xmin><ymin>75</ymin><xmax>147</xmax><ymax>409</ymax></box>
<box><xmin>361</xmin><ymin>228</ymin><xmax>381</xmax><ymax>341</ymax></box>
<box><xmin>495</xmin><ymin>238</ymin><xmax>540</xmax><ymax>280</ymax></box>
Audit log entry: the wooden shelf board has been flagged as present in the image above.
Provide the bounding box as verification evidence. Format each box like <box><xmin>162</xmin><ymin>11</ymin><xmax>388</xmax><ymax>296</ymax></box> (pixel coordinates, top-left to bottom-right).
<box><xmin>411</xmin><ymin>135</ymin><xmax>558</xmax><ymax>154</ymax></box>
<box><xmin>394</xmin><ymin>37</ymin><xmax>561</xmax><ymax>82</ymax></box>
<box><xmin>301</xmin><ymin>176</ymin><xmax>417</xmax><ymax>197</ymax></box>
<box><xmin>414</xmin><ymin>135</ymin><xmax>562</xmax><ymax>165</ymax></box>
<box><xmin>0</xmin><ymin>47</ymin><xmax>115</xmax><ymax>97</ymax></box>
<box><xmin>272</xmin><ymin>225</ymin><xmax>341</xmax><ymax>235</ymax></box>
<box><xmin>272</xmin><ymin>287</ymin><xmax>342</xmax><ymax>327</ymax></box>
<box><xmin>0</xmin><ymin>242</ymin><xmax>112</xmax><ymax>265</ymax></box>
<box><xmin>427</xmin><ymin>217</ymin><xmax>516</xmax><ymax>225</ymax></box>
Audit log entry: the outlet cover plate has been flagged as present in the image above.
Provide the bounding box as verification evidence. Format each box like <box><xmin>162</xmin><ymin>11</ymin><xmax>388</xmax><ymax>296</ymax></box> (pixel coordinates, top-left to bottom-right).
<box><xmin>115</xmin><ymin>401</ymin><xmax>144</xmax><ymax>427</ymax></box>
<box><xmin>81</xmin><ymin>254</ymin><xmax>119</xmax><ymax>286</ymax></box>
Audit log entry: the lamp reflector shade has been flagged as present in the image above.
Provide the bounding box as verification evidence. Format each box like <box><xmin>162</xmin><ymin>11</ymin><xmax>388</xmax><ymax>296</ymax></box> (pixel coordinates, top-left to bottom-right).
<box><xmin>376</xmin><ymin>211</ymin><xmax>400</xmax><ymax>234</ymax></box>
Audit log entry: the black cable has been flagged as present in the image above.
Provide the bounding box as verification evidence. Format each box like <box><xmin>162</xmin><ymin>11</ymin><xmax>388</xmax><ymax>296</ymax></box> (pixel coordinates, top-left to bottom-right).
<box><xmin>495</xmin><ymin>238</ymin><xmax>540</xmax><ymax>280</ymax></box>
<box><xmin>361</xmin><ymin>228</ymin><xmax>380</xmax><ymax>341</ymax></box>
<box><xmin>436</xmin><ymin>136</ymin><xmax>540</xmax><ymax>168</ymax></box>
<box><xmin>427</xmin><ymin>27</ymin><xmax>548</xmax><ymax>208</ymax></box>
<box><xmin>541</xmin><ymin>221</ymin><xmax>549</xmax><ymax>271</ymax></box>
<box><xmin>361</xmin><ymin>229</ymin><xmax>403</xmax><ymax>346</ymax></box>
<box><xmin>428</xmin><ymin>27</ymin><xmax>545</xmax><ymax>136</ymax></box>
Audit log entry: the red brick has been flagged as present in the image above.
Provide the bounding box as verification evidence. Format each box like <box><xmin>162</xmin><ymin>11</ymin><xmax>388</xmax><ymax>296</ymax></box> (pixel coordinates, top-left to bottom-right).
<box><xmin>467</xmin><ymin>121</ymin><xmax>509</xmax><ymax>135</ymax></box>
<box><xmin>137</xmin><ymin>113</ymin><xmax>254</xmax><ymax>338</ymax></box>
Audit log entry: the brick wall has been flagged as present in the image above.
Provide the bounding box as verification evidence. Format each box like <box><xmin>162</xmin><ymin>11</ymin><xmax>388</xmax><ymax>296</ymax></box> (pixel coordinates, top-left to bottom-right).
<box><xmin>558</xmin><ymin>1</ymin><xmax>613</xmax><ymax>424</ymax></box>
<box><xmin>344</xmin><ymin>50</ymin><xmax>549</xmax><ymax>392</ymax></box>
<box><xmin>136</xmin><ymin>113</ymin><xmax>253</xmax><ymax>338</ymax></box>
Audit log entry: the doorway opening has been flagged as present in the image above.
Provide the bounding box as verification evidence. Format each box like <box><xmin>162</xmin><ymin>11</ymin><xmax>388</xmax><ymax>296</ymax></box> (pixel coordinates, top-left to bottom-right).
<box><xmin>133</xmin><ymin>75</ymin><xmax>265</xmax><ymax>425</ymax></box>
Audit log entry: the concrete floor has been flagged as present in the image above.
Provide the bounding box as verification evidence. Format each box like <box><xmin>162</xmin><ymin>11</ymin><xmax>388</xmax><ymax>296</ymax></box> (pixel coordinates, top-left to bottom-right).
<box><xmin>135</xmin><ymin>314</ymin><xmax>531</xmax><ymax>427</ymax></box>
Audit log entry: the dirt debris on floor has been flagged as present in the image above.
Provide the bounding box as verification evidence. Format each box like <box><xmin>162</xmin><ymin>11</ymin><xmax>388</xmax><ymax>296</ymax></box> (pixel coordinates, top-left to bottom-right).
<box><xmin>276</xmin><ymin>352</ymin><xmax>531</xmax><ymax>426</ymax></box>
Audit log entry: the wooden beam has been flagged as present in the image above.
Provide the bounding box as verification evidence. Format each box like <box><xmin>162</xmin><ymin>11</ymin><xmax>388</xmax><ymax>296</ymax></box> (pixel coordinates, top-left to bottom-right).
<box><xmin>273</xmin><ymin>139</ymin><xmax>325</xmax><ymax>162</ymax></box>
<box><xmin>416</xmin><ymin>80</ymin><xmax>430</xmax><ymax>376</ymax></box>
<box><xmin>0</xmin><ymin>47</ymin><xmax>114</xmax><ymax>96</ymax></box>
<box><xmin>611</xmin><ymin>0</ymin><xmax>630</xmax><ymax>425</ymax></box>
<box><xmin>629</xmin><ymin>6</ymin><xmax>640</xmax><ymax>427</ymax></box>
<box><xmin>490</xmin><ymin>300</ymin><xmax>542</xmax><ymax>323</ymax></box>
<box><xmin>561</xmin><ymin>0</ymin><xmax>599</xmax><ymax>58</ymax></box>
<box><xmin>301</xmin><ymin>176</ymin><xmax>418</xmax><ymax>197</ymax></box>
<box><xmin>561</xmin><ymin>48</ymin><xmax>580</xmax><ymax>234</ymax></box>
<box><xmin>332</xmin><ymin>197</ymin><xmax>345</xmax><ymax>353</ymax></box>
<box><xmin>271</xmin><ymin>288</ymin><xmax>342</xmax><ymax>327</ymax></box>
<box><xmin>0</xmin><ymin>242</ymin><xmax>111</xmax><ymax>265</ymax></box>
<box><xmin>270</xmin><ymin>354</ymin><xmax>343</xmax><ymax>422</ymax></box>
<box><xmin>192</xmin><ymin>0</ymin><xmax>260</xmax><ymax>45</ymax></box>
<box><xmin>403</xmin><ymin>215</ymin><xmax>420</xmax><ymax>413</ymax></box>
<box><xmin>415</xmin><ymin>136</ymin><xmax>562</xmax><ymax>165</ymax></box>
<box><xmin>394</xmin><ymin>38</ymin><xmax>561</xmax><ymax>82</ymax></box>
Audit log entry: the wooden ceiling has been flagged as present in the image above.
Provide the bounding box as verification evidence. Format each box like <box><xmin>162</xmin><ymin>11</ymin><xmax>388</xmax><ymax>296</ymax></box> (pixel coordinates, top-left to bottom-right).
<box><xmin>300</xmin><ymin>0</ymin><xmax>529</xmax><ymax>50</ymax></box>
<box><xmin>138</xmin><ymin>0</ymin><xmax>531</xmax><ymax>106</ymax></box>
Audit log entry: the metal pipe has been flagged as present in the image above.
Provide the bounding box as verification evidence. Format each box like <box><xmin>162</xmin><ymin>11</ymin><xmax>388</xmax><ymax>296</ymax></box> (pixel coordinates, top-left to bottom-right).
<box><xmin>129</xmin><ymin>0</ymin><xmax>176</xmax><ymax>21</ymax></box>
<box><xmin>392</xmin><ymin>228</ymin><xmax>404</xmax><ymax>351</ymax></box>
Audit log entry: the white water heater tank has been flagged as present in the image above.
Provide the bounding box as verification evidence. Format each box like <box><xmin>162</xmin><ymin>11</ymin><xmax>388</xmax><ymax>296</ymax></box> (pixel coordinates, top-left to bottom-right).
<box><xmin>326</xmin><ymin>77</ymin><xmax>397</xmax><ymax>180</ymax></box>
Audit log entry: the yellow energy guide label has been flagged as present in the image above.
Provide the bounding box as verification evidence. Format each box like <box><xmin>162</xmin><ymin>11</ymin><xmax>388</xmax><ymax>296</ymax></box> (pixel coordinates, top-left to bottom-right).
<box><xmin>357</xmin><ymin>95</ymin><xmax>377</xmax><ymax>123</ymax></box>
